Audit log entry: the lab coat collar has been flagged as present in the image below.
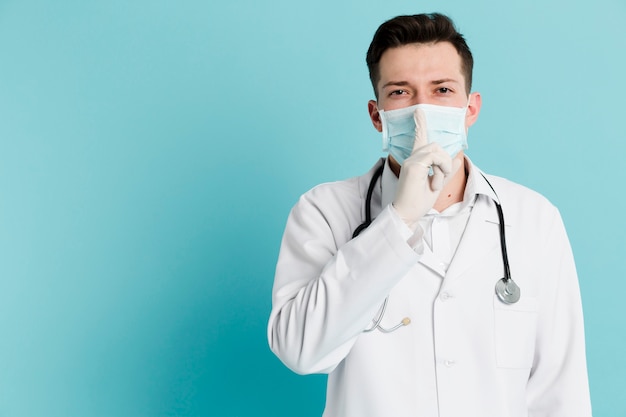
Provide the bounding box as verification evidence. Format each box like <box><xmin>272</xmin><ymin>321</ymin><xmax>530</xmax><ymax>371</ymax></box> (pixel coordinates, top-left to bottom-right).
<box><xmin>358</xmin><ymin>158</ymin><xmax>386</xmax><ymax>223</ymax></box>
<box><xmin>380</xmin><ymin>158</ymin><xmax>397</xmax><ymax>211</ymax></box>
<box><xmin>446</xmin><ymin>160</ymin><xmax>508</xmax><ymax>284</ymax></box>
<box><xmin>376</xmin><ymin>155</ymin><xmax>507</xmax><ymax>284</ymax></box>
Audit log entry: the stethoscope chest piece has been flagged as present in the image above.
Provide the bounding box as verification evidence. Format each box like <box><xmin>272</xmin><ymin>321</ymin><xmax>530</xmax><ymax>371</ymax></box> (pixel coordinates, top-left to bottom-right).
<box><xmin>495</xmin><ymin>277</ymin><xmax>521</xmax><ymax>304</ymax></box>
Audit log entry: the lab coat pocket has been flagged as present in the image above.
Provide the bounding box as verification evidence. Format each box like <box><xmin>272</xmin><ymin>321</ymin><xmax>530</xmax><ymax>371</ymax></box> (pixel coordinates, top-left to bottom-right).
<box><xmin>493</xmin><ymin>296</ymin><xmax>538</xmax><ymax>369</ymax></box>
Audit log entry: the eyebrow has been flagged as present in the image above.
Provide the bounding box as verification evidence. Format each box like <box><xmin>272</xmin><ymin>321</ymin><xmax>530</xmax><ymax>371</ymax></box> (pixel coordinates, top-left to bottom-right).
<box><xmin>431</xmin><ymin>78</ymin><xmax>460</xmax><ymax>85</ymax></box>
<box><xmin>381</xmin><ymin>80</ymin><xmax>410</xmax><ymax>89</ymax></box>
<box><xmin>381</xmin><ymin>78</ymin><xmax>461</xmax><ymax>89</ymax></box>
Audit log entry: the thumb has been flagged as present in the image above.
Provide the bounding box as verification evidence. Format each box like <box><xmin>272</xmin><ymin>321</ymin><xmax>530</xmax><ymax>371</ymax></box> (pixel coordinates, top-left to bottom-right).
<box><xmin>442</xmin><ymin>157</ymin><xmax>464</xmax><ymax>188</ymax></box>
<box><xmin>434</xmin><ymin>155</ymin><xmax>464</xmax><ymax>191</ymax></box>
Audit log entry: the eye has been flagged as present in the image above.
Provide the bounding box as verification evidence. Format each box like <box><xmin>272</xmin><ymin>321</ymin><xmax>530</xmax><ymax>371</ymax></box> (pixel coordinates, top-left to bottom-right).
<box><xmin>389</xmin><ymin>89</ymin><xmax>408</xmax><ymax>96</ymax></box>
<box><xmin>437</xmin><ymin>87</ymin><xmax>451</xmax><ymax>94</ymax></box>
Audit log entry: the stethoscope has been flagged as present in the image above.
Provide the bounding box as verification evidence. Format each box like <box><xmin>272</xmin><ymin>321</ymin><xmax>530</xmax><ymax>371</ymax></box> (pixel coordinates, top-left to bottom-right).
<box><xmin>353</xmin><ymin>162</ymin><xmax>521</xmax><ymax>333</ymax></box>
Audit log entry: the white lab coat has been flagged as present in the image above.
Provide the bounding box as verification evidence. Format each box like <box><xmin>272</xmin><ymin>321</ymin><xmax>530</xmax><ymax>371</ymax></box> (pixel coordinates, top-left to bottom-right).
<box><xmin>268</xmin><ymin>158</ymin><xmax>591</xmax><ymax>417</ymax></box>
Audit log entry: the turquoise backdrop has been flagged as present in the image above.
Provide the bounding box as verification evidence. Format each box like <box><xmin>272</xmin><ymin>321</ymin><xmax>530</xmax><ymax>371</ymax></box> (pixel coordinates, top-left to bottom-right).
<box><xmin>0</xmin><ymin>0</ymin><xmax>624</xmax><ymax>416</ymax></box>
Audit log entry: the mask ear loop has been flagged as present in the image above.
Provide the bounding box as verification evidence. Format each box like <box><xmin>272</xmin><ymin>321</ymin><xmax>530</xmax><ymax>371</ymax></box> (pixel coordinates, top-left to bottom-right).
<box><xmin>377</xmin><ymin>104</ymin><xmax>391</xmax><ymax>152</ymax></box>
<box><xmin>462</xmin><ymin>94</ymin><xmax>472</xmax><ymax>135</ymax></box>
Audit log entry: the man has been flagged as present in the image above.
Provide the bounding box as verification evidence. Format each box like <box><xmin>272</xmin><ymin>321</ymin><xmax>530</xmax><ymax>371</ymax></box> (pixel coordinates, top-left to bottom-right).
<box><xmin>268</xmin><ymin>13</ymin><xmax>591</xmax><ymax>417</ymax></box>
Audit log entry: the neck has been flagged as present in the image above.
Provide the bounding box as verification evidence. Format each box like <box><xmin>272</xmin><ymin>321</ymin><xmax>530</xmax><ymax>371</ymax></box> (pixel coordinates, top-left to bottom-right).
<box><xmin>390</xmin><ymin>154</ymin><xmax>468</xmax><ymax>212</ymax></box>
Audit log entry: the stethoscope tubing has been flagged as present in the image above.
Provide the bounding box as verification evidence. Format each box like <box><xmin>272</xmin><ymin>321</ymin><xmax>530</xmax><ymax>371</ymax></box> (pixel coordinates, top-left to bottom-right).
<box><xmin>481</xmin><ymin>173</ymin><xmax>521</xmax><ymax>304</ymax></box>
<box><xmin>353</xmin><ymin>161</ymin><xmax>521</xmax><ymax>333</ymax></box>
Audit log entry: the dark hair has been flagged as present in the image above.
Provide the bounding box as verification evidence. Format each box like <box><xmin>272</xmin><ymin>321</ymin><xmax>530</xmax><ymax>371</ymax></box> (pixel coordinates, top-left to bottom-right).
<box><xmin>366</xmin><ymin>13</ymin><xmax>473</xmax><ymax>97</ymax></box>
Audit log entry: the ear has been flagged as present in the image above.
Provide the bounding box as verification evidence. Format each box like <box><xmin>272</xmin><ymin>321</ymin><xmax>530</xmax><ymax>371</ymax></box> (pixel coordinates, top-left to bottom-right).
<box><xmin>368</xmin><ymin>100</ymin><xmax>383</xmax><ymax>132</ymax></box>
<box><xmin>465</xmin><ymin>92</ymin><xmax>482</xmax><ymax>129</ymax></box>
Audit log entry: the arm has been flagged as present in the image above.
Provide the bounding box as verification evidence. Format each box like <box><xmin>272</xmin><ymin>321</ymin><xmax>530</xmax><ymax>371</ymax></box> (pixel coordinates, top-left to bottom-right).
<box><xmin>269</xmin><ymin>112</ymin><xmax>461</xmax><ymax>375</ymax></box>
<box><xmin>268</xmin><ymin>191</ymin><xmax>420</xmax><ymax>374</ymax></box>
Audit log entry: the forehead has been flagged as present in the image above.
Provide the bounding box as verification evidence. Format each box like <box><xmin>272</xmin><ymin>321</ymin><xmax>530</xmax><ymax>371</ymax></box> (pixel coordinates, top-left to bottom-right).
<box><xmin>377</xmin><ymin>42</ymin><xmax>464</xmax><ymax>85</ymax></box>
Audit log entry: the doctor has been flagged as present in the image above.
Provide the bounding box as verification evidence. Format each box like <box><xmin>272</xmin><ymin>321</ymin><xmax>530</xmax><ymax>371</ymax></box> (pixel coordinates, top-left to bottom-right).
<box><xmin>268</xmin><ymin>13</ymin><xmax>592</xmax><ymax>417</ymax></box>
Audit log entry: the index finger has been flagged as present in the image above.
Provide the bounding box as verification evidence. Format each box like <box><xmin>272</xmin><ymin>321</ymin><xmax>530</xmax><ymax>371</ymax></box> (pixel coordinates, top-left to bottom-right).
<box><xmin>412</xmin><ymin>107</ymin><xmax>428</xmax><ymax>152</ymax></box>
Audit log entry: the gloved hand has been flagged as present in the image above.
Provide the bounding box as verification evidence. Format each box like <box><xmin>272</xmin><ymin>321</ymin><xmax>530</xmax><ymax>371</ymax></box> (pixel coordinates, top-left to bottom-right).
<box><xmin>392</xmin><ymin>108</ymin><xmax>462</xmax><ymax>226</ymax></box>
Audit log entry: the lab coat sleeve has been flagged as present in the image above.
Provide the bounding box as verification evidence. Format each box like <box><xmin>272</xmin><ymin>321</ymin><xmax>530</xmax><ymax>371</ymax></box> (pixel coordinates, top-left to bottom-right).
<box><xmin>268</xmin><ymin>188</ymin><xmax>421</xmax><ymax>375</ymax></box>
<box><xmin>526</xmin><ymin>207</ymin><xmax>592</xmax><ymax>416</ymax></box>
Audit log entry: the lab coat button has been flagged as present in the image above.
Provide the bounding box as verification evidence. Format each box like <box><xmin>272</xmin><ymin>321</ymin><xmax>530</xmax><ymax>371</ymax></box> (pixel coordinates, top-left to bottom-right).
<box><xmin>440</xmin><ymin>292</ymin><xmax>451</xmax><ymax>301</ymax></box>
<box><xmin>444</xmin><ymin>360</ymin><xmax>455</xmax><ymax>367</ymax></box>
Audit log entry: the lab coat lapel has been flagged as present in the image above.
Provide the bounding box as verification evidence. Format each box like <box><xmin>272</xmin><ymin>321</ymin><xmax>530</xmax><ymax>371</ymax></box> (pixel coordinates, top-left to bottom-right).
<box><xmin>444</xmin><ymin>196</ymin><xmax>504</xmax><ymax>283</ymax></box>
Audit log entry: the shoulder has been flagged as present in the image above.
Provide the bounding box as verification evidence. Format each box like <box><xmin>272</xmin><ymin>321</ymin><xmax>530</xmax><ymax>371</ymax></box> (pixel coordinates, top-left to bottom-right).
<box><xmin>483</xmin><ymin>174</ymin><xmax>553</xmax><ymax>205</ymax></box>
<box><xmin>480</xmin><ymin>172</ymin><xmax>562</xmax><ymax>225</ymax></box>
<box><xmin>283</xmin><ymin>160</ymin><xmax>384</xmax><ymax>243</ymax></box>
<box><xmin>303</xmin><ymin>176</ymin><xmax>362</xmax><ymax>210</ymax></box>
<box><xmin>297</xmin><ymin>160</ymin><xmax>383</xmax><ymax>211</ymax></box>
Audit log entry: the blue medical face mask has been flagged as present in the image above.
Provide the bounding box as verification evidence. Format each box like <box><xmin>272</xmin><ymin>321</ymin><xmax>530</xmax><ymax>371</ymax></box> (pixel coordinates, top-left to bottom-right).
<box><xmin>378</xmin><ymin>101</ymin><xmax>469</xmax><ymax>165</ymax></box>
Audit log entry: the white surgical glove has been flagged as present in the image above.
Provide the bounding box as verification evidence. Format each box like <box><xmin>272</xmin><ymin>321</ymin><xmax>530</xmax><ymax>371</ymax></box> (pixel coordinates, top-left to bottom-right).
<box><xmin>392</xmin><ymin>108</ymin><xmax>462</xmax><ymax>227</ymax></box>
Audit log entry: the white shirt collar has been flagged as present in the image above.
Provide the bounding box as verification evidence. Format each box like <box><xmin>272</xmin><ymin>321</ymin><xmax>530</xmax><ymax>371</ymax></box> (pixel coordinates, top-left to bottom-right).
<box><xmin>380</xmin><ymin>155</ymin><xmax>498</xmax><ymax>215</ymax></box>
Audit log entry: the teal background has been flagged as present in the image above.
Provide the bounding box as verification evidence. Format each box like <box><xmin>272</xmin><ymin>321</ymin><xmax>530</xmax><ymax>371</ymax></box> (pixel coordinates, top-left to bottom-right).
<box><xmin>0</xmin><ymin>0</ymin><xmax>624</xmax><ymax>416</ymax></box>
